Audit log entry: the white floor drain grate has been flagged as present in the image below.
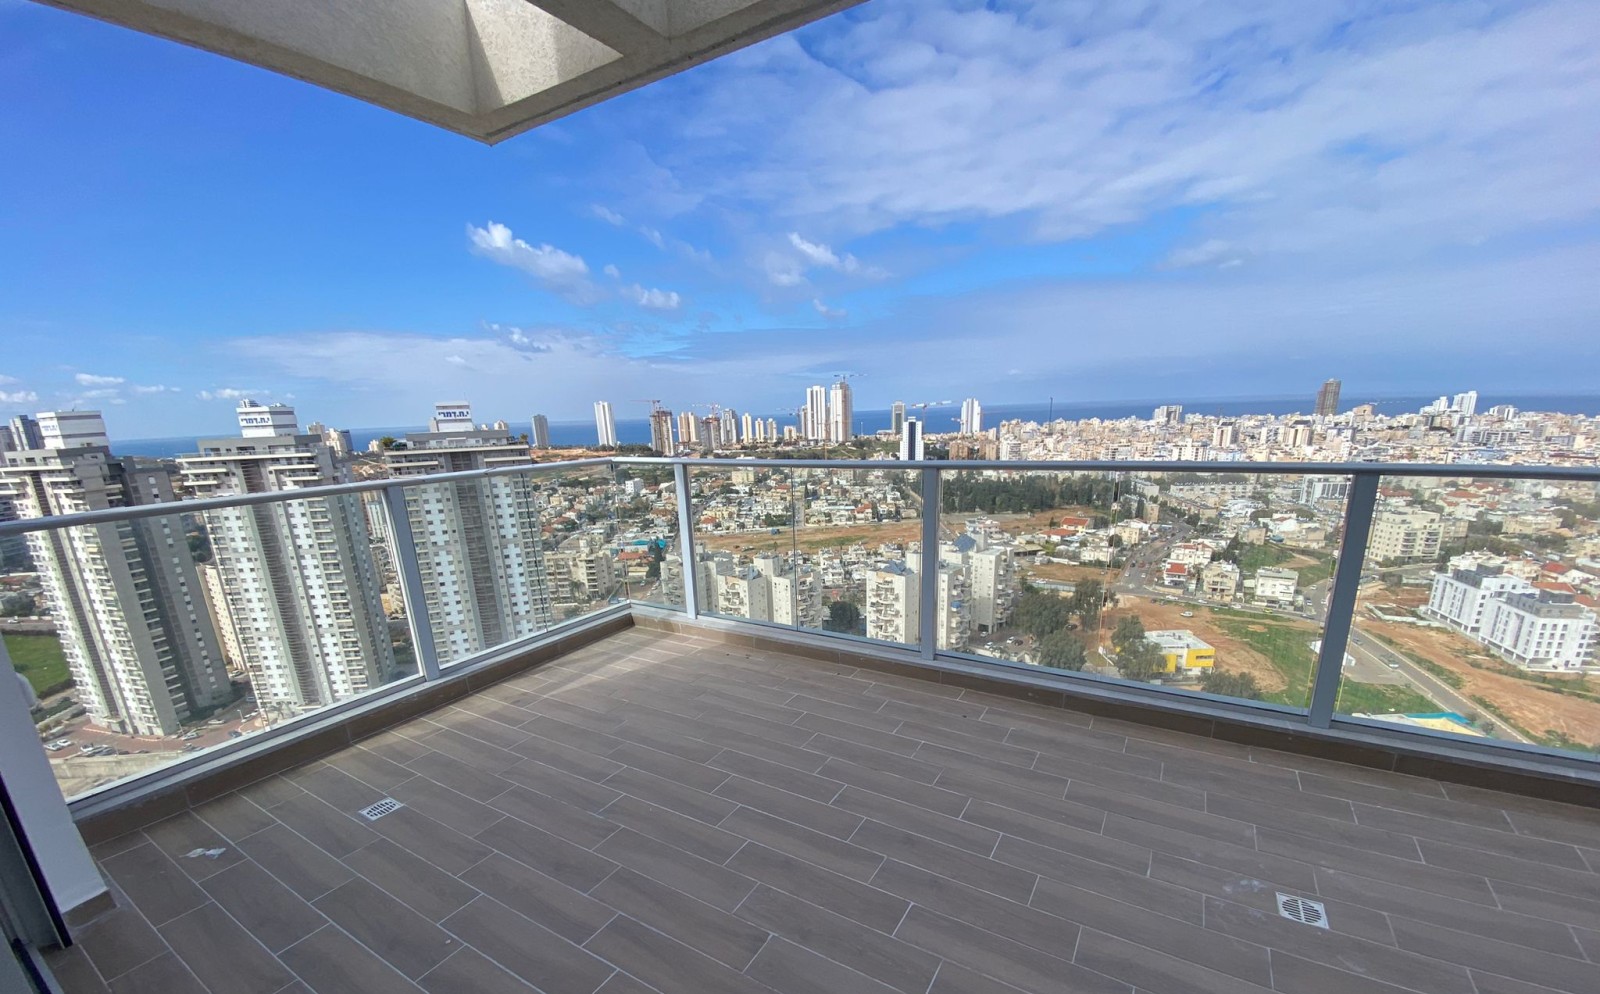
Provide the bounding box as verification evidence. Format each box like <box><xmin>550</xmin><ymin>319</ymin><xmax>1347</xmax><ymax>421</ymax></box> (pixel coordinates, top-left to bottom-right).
<box><xmin>358</xmin><ymin>798</ymin><xmax>403</xmax><ymax>821</ymax></box>
<box><xmin>1276</xmin><ymin>893</ymin><xmax>1329</xmax><ymax>928</ymax></box>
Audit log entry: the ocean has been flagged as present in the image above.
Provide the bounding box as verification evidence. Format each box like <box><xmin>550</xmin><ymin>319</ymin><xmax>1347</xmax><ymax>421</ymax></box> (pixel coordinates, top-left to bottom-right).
<box><xmin>110</xmin><ymin>393</ymin><xmax>1600</xmax><ymax>459</ymax></box>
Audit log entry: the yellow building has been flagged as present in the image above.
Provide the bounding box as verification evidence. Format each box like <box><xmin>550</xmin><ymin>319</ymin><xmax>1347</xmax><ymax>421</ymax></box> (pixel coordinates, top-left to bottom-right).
<box><xmin>1146</xmin><ymin>630</ymin><xmax>1216</xmax><ymax>673</ymax></box>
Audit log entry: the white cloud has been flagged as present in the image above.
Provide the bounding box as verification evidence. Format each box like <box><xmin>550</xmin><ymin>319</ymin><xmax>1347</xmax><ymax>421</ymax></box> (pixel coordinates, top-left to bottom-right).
<box><xmin>639</xmin><ymin>226</ymin><xmax>667</xmax><ymax>249</ymax></box>
<box><xmin>764</xmin><ymin>252</ymin><xmax>805</xmax><ymax>286</ymax></box>
<box><xmin>603</xmin><ymin>263</ymin><xmax>621</xmax><ymax>279</ymax></box>
<box><xmin>198</xmin><ymin>388</ymin><xmax>258</xmax><ymax>402</ymax></box>
<box><xmin>467</xmin><ymin>221</ymin><xmax>599</xmax><ymax>303</ymax></box>
<box><xmin>813</xmin><ymin>298</ymin><xmax>847</xmax><ymax>320</ymax></box>
<box><xmin>657</xmin><ymin>0</ymin><xmax>1600</xmax><ymax>267</ymax></box>
<box><xmin>1162</xmin><ymin>239</ymin><xmax>1244</xmax><ymax>270</ymax></box>
<box><xmin>0</xmin><ymin>390</ymin><xmax>38</xmax><ymax>405</ymax></box>
<box><xmin>131</xmin><ymin>384</ymin><xmax>181</xmax><ymax>394</ymax></box>
<box><xmin>590</xmin><ymin>204</ymin><xmax>626</xmax><ymax>226</ymax></box>
<box><xmin>74</xmin><ymin>372</ymin><xmax>125</xmax><ymax>386</ymax></box>
<box><xmin>768</xmin><ymin>233</ymin><xmax>886</xmax><ymax>286</ymax></box>
<box><xmin>624</xmin><ymin>285</ymin><xmax>683</xmax><ymax>311</ymax></box>
<box><xmin>445</xmin><ymin>354</ymin><xmax>469</xmax><ymax>366</ymax></box>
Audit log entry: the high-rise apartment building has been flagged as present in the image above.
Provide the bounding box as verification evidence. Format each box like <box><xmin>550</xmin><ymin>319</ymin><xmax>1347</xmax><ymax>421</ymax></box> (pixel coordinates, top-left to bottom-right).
<box><xmin>891</xmin><ymin>402</ymin><xmax>906</xmax><ymax>436</ymax></box>
<box><xmin>1153</xmin><ymin>405</ymin><xmax>1184</xmax><ymax>425</ymax></box>
<box><xmin>899</xmin><ymin>418</ymin><xmax>924</xmax><ymax>461</ymax></box>
<box><xmin>648</xmin><ymin>409</ymin><xmax>673</xmax><ymax>454</ymax></box>
<box><xmin>1315</xmin><ymin>379</ymin><xmax>1341</xmax><ymax>417</ymax></box>
<box><xmin>828</xmin><ymin>380</ymin><xmax>853</xmax><ymax>443</ymax></box>
<box><xmin>3</xmin><ymin>415</ymin><xmax>230</xmax><ymax>735</ymax></box>
<box><xmin>593</xmin><ymin>401</ymin><xmax>618</xmax><ymax>447</ymax></box>
<box><xmin>803</xmin><ymin>385</ymin><xmax>828</xmax><ymax>441</ymax></box>
<box><xmin>866</xmin><ymin>561</ymin><xmax>917</xmax><ymax>644</ymax></box>
<box><xmin>8</xmin><ymin>415</ymin><xmax>43</xmax><ymax>451</ymax></box>
<box><xmin>430</xmin><ymin>402</ymin><xmax>475</xmax><ymax>433</ymax></box>
<box><xmin>677</xmin><ymin>411</ymin><xmax>697</xmax><ymax>447</ymax></box>
<box><xmin>766</xmin><ymin>417</ymin><xmax>778</xmax><ymax>441</ymax></box>
<box><xmin>741</xmin><ymin>412</ymin><xmax>755</xmax><ymax>444</ymax></box>
<box><xmin>959</xmin><ymin>398</ymin><xmax>983</xmax><ymax>435</ymax></box>
<box><xmin>531</xmin><ymin>414</ymin><xmax>551</xmax><ymax>449</ymax></box>
<box><xmin>1453</xmin><ymin>391</ymin><xmax>1479</xmax><ymax>418</ymax></box>
<box><xmin>180</xmin><ymin>402</ymin><xmax>395</xmax><ymax>711</ymax></box>
<box><xmin>37</xmin><ymin>411</ymin><xmax>111</xmax><ymax>449</ymax></box>
<box><xmin>382</xmin><ymin>405</ymin><xmax>554</xmax><ymax>662</ymax></box>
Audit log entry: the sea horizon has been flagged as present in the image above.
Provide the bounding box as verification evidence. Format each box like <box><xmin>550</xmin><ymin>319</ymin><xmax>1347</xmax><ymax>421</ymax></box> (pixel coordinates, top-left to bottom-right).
<box><xmin>107</xmin><ymin>392</ymin><xmax>1600</xmax><ymax>459</ymax></box>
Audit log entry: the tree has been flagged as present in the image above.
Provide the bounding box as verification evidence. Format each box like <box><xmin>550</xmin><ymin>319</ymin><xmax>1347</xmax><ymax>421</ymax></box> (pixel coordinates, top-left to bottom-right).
<box><xmin>1201</xmin><ymin>670</ymin><xmax>1262</xmax><ymax>700</ymax></box>
<box><xmin>1110</xmin><ymin>614</ymin><xmax>1146</xmax><ymax>654</ymax></box>
<box><xmin>1069</xmin><ymin>580</ymin><xmax>1108</xmax><ymax>622</ymax></box>
<box><xmin>377</xmin><ymin>435</ymin><xmax>398</xmax><ymax>450</ymax></box>
<box><xmin>1015</xmin><ymin>591</ymin><xmax>1071</xmax><ymax>639</ymax></box>
<box><xmin>1036</xmin><ymin>630</ymin><xmax>1087</xmax><ymax>671</ymax></box>
<box><xmin>1117</xmin><ymin>639</ymin><xmax>1168</xmax><ymax>682</ymax></box>
<box><xmin>824</xmin><ymin>600</ymin><xmax>862</xmax><ymax>634</ymax></box>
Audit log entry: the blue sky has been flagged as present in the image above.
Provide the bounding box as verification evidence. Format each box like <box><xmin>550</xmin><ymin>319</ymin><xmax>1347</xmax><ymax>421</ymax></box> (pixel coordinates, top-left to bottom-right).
<box><xmin>2</xmin><ymin>0</ymin><xmax>1599</xmax><ymax>438</ymax></box>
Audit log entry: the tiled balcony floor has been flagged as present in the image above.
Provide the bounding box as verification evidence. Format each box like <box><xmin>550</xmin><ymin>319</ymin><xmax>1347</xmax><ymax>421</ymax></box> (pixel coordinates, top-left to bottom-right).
<box><xmin>47</xmin><ymin>628</ymin><xmax>1600</xmax><ymax>994</ymax></box>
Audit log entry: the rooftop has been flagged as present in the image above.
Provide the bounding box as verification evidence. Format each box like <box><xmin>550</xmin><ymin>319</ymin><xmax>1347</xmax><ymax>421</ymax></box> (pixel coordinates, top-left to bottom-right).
<box><xmin>46</xmin><ymin>624</ymin><xmax>1600</xmax><ymax>994</ymax></box>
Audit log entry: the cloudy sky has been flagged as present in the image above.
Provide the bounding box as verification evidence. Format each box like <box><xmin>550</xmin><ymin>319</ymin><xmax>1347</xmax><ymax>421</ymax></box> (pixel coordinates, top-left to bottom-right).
<box><xmin>2</xmin><ymin>0</ymin><xmax>1598</xmax><ymax>438</ymax></box>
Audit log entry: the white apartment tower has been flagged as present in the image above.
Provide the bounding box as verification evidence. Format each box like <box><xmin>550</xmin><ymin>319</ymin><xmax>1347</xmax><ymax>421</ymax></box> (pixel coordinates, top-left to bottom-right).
<box><xmin>1453</xmin><ymin>391</ymin><xmax>1479</xmax><ymax>418</ymax></box>
<box><xmin>828</xmin><ymin>380</ymin><xmax>853</xmax><ymax>443</ymax></box>
<box><xmin>382</xmin><ymin>409</ymin><xmax>555</xmax><ymax>663</ymax></box>
<box><xmin>648</xmin><ymin>409</ymin><xmax>673</xmax><ymax>454</ymax></box>
<box><xmin>594</xmin><ymin>401</ymin><xmax>618</xmax><ymax>447</ymax></box>
<box><xmin>180</xmin><ymin>402</ymin><xmax>395</xmax><ymax>711</ymax></box>
<box><xmin>741</xmin><ymin>412</ymin><xmax>755</xmax><ymax>444</ymax></box>
<box><xmin>2</xmin><ymin>436</ymin><xmax>231</xmax><ymax>736</ymax></box>
<box><xmin>531</xmin><ymin>414</ymin><xmax>552</xmax><ymax>449</ymax></box>
<box><xmin>804</xmin><ymin>385</ymin><xmax>829</xmax><ymax>441</ymax></box>
<box><xmin>959</xmin><ymin>398</ymin><xmax>983</xmax><ymax>436</ymax></box>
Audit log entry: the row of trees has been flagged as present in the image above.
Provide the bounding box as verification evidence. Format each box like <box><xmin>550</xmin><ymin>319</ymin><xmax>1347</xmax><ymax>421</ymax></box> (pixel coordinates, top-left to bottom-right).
<box><xmin>941</xmin><ymin>473</ymin><xmax>1120</xmax><ymax>515</ymax></box>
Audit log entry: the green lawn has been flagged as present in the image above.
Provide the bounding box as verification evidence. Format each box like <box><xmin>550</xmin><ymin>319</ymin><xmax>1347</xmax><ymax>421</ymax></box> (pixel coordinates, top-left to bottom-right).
<box><xmin>1211</xmin><ymin>616</ymin><xmax>1433</xmax><ymax>713</ymax></box>
<box><xmin>1211</xmin><ymin>618</ymin><xmax>1317</xmax><ymax>707</ymax></box>
<box><xmin>1292</xmin><ymin>552</ymin><xmax>1337</xmax><ymax>587</ymax></box>
<box><xmin>1237</xmin><ymin>543</ymin><xmax>1294</xmax><ymax>575</ymax></box>
<box><xmin>5</xmin><ymin>633</ymin><xmax>72</xmax><ymax>697</ymax></box>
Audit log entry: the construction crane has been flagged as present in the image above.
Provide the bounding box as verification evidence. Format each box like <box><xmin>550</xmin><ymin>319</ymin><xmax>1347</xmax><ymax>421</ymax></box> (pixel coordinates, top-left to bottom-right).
<box><xmin>905</xmin><ymin>400</ymin><xmax>952</xmax><ymax>416</ymax></box>
<box><xmin>631</xmin><ymin>398</ymin><xmax>667</xmax><ymax>413</ymax></box>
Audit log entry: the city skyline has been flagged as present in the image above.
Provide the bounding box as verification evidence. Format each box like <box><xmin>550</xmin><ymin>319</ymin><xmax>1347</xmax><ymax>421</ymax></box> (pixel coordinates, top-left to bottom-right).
<box><xmin>4</xmin><ymin>1</ymin><xmax>1600</xmax><ymax>436</ymax></box>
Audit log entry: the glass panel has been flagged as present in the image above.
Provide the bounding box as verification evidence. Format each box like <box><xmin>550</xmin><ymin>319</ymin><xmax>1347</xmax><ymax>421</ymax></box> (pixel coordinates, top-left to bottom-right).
<box><xmin>1341</xmin><ymin>474</ymin><xmax>1600</xmax><ymax>754</ymax></box>
<box><xmin>941</xmin><ymin>468</ymin><xmax>1348</xmax><ymax>709</ymax></box>
<box><xmin>15</xmin><ymin>490</ymin><xmax>409</xmax><ymax>802</ymax></box>
<box><xmin>794</xmin><ymin>466</ymin><xmax>920</xmax><ymax>646</ymax></box>
<box><xmin>613</xmin><ymin>463</ymin><xmax>683</xmax><ymax>610</ymax></box>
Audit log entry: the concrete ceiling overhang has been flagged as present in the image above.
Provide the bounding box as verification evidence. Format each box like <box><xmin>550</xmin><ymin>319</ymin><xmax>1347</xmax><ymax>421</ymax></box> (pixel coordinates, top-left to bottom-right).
<box><xmin>37</xmin><ymin>0</ymin><xmax>866</xmax><ymax>143</ymax></box>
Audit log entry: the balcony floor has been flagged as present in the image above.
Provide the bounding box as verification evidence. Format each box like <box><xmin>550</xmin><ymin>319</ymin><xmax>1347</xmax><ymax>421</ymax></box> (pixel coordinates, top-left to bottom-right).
<box><xmin>47</xmin><ymin>627</ymin><xmax>1600</xmax><ymax>994</ymax></box>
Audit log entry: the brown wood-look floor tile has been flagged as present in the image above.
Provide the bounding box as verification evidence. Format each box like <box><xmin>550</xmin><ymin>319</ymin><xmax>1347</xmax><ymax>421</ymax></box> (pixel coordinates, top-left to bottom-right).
<box><xmin>417</xmin><ymin>947</ymin><xmax>537</xmax><ymax>994</ymax></box>
<box><xmin>591</xmin><ymin>867</ymin><xmax>769</xmax><ymax>969</ymax></box>
<box><xmin>44</xmin><ymin>945</ymin><xmax>110</xmax><ymax>994</ymax></box>
<box><xmin>104</xmin><ymin>952</ymin><xmax>206</xmax><ymax>994</ymax></box>
<box><xmin>458</xmin><ymin>852</ymin><xmax>616</xmax><ymax>943</ymax></box>
<box><xmin>593</xmin><ymin>827</ymin><xmax>754</xmax><ymax>911</ymax></box>
<box><xmin>733</xmin><ymin>883</ymin><xmax>938</xmax><ymax>994</ymax></box>
<box><xmin>583</xmin><ymin>915</ymin><xmax>771</xmax><ymax>994</ymax></box>
<box><xmin>156</xmin><ymin>902</ymin><xmax>293</xmax><ymax>994</ymax></box>
<box><xmin>385</xmin><ymin>773</ymin><xmax>505</xmax><ymax>836</ymax></box>
<box><xmin>279</xmin><ymin>925</ymin><xmax>425</xmax><ymax>994</ymax></box>
<box><xmin>1075</xmin><ymin>927</ymin><xmax>1276</xmax><ymax>994</ymax></box>
<box><xmin>894</xmin><ymin>905</ymin><xmax>1122</xmax><ymax>994</ymax></box>
<box><xmin>744</xmin><ymin>935</ymin><xmax>901</xmax><ymax>994</ymax></box>
<box><xmin>719</xmin><ymin>805</ymin><xmax>884</xmax><ymax>881</ymax></box>
<box><xmin>605</xmin><ymin>765</ymin><xmax>739</xmax><ymax>825</ymax></box>
<box><xmin>440</xmin><ymin>895</ymin><xmax>614</xmax><ymax>994</ymax></box>
<box><xmin>488</xmin><ymin>784</ymin><xmax>621</xmax><ymax>849</ymax></box>
<box><xmin>343</xmin><ymin>837</ymin><xmax>479</xmax><ymax>922</ymax></box>
<box><xmin>72</xmin><ymin>906</ymin><xmax>165</xmax><ymax>984</ymax></box>
<box><xmin>727</xmin><ymin>841</ymin><xmax>907</xmax><ymax>933</ymax></box>
<box><xmin>312</xmin><ymin>878</ymin><xmax>459</xmax><ymax>979</ymax></box>
<box><xmin>100</xmin><ymin>844</ymin><xmax>209</xmax><ymax>926</ymax></box>
<box><xmin>233</xmin><ymin>823</ymin><xmax>355</xmax><ymax>902</ymax></box>
<box><xmin>476</xmin><ymin>814</ymin><xmax>615</xmax><ymax>890</ymax></box>
<box><xmin>199</xmin><ymin>859</ymin><xmax>326</xmax><ymax>953</ymax></box>
<box><xmin>191</xmin><ymin>792</ymin><xmax>278</xmax><ymax>844</ymax></box>
<box><xmin>601</xmin><ymin>793</ymin><xmax>746</xmax><ymax>863</ymax></box>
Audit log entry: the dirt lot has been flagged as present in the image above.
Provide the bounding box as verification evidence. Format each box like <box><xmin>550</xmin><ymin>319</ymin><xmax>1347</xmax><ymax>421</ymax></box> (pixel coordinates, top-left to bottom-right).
<box><xmin>1360</xmin><ymin>616</ymin><xmax>1600</xmax><ymax>749</ymax></box>
<box><xmin>700</xmin><ymin>520</ymin><xmax>924</xmax><ymax>555</ymax></box>
<box><xmin>1023</xmin><ymin>562</ymin><xmax>1116</xmax><ymax>585</ymax></box>
<box><xmin>1101</xmin><ymin>596</ymin><xmax>1307</xmax><ymax>697</ymax></box>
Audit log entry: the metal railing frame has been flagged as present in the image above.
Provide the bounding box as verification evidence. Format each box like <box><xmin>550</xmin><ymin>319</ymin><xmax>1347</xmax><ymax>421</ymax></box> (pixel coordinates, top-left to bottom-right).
<box><xmin>4</xmin><ymin>454</ymin><xmax>1599</xmax><ymax>815</ymax></box>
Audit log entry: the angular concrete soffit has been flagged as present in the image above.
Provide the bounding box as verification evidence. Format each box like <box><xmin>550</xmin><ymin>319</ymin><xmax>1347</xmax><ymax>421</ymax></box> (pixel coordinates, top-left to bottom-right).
<box><xmin>37</xmin><ymin>0</ymin><xmax>867</xmax><ymax>143</ymax></box>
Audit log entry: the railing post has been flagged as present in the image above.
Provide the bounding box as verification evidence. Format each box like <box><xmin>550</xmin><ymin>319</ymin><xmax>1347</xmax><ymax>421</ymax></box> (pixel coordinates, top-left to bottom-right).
<box><xmin>918</xmin><ymin>466</ymin><xmax>941</xmax><ymax>659</ymax></box>
<box><xmin>1307</xmin><ymin>472</ymin><xmax>1380</xmax><ymax>728</ymax></box>
<box><xmin>383</xmin><ymin>481</ymin><xmax>441</xmax><ymax>681</ymax></box>
<box><xmin>673</xmin><ymin>462</ymin><xmax>699</xmax><ymax>619</ymax></box>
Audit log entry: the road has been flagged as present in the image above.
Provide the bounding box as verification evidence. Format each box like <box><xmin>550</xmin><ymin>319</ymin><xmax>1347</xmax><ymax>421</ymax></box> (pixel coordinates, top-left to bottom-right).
<box><xmin>1344</xmin><ymin>632</ymin><xmax>1530</xmax><ymax>744</ymax></box>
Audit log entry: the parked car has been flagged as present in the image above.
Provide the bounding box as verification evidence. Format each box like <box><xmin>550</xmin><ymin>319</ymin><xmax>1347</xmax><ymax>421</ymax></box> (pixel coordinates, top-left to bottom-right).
<box><xmin>1180</xmin><ymin>610</ymin><xmax>1195</xmax><ymax>618</ymax></box>
<box><xmin>180</xmin><ymin>731</ymin><xmax>201</xmax><ymax>740</ymax></box>
<box><xmin>227</xmin><ymin>730</ymin><xmax>243</xmax><ymax>739</ymax></box>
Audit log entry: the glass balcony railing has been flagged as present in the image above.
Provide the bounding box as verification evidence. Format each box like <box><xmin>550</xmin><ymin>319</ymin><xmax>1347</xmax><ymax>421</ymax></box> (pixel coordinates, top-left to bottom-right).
<box><xmin>3</xmin><ymin>455</ymin><xmax>1598</xmax><ymax>810</ymax></box>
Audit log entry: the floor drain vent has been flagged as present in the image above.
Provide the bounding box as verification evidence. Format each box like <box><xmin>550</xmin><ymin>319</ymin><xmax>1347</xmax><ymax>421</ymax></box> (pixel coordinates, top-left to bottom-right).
<box><xmin>358</xmin><ymin>799</ymin><xmax>403</xmax><ymax>821</ymax></box>
<box><xmin>1276</xmin><ymin>893</ymin><xmax>1328</xmax><ymax>929</ymax></box>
